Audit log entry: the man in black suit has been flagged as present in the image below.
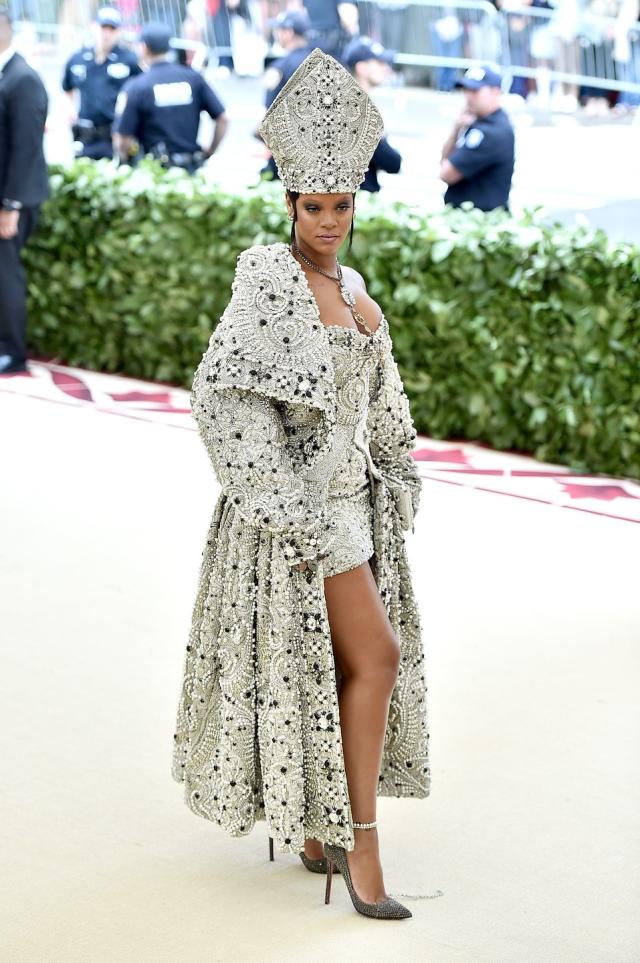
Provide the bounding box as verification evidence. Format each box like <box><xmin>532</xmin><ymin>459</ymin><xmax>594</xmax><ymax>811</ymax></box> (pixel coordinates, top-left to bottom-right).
<box><xmin>0</xmin><ymin>5</ymin><xmax>49</xmax><ymax>375</ymax></box>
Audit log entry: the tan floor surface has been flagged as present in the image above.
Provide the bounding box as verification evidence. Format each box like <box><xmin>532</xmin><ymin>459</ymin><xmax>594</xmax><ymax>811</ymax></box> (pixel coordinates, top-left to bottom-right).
<box><xmin>1</xmin><ymin>391</ymin><xmax>639</xmax><ymax>963</ymax></box>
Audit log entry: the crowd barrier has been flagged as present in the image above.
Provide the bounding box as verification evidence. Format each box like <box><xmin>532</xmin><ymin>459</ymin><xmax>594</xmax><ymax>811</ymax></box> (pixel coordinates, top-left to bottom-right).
<box><xmin>10</xmin><ymin>0</ymin><xmax>640</xmax><ymax>96</ymax></box>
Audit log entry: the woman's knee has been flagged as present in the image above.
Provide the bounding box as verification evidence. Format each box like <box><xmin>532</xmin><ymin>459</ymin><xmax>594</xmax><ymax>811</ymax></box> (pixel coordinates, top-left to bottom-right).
<box><xmin>339</xmin><ymin>630</ymin><xmax>401</xmax><ymax>688</ymax></box>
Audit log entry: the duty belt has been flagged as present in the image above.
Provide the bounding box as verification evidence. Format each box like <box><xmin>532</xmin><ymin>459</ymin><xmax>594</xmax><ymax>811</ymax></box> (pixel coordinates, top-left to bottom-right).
<box><xmin>150</xmin><ymin>143</ymin><xmax>206</xmax><ymax>169</ymax></box>
<box><xmin>170</xmin><ymin>150</ymin><xmax>205</xmax><ymax>167</ymax></box>
<box><xmin>73</xmin><ymin>120</ymin><xmax>112</xmax><ymax>144</ymax></box>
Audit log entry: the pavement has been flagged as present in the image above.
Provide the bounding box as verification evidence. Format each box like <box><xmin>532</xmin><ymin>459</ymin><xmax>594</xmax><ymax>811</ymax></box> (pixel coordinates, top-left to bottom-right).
<box><xmin>1</xmin><ymin>362</ymin><xmax>639</xmax><ymax>963</ymax></box>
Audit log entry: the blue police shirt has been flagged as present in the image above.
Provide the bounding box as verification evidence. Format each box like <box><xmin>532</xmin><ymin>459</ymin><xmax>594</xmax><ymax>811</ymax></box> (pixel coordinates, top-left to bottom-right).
<box><xmin>361</xmin><ymin>136</ymin><xmax>402</xmax><ymax>193</ymax></box>
<box><xmin>114</xmin><ymin>61</ymin><xmax>225</xmax><ymax>155</ymax></box>
<box><xmin>303</xmin><ymin>0</ymin><xmax>341</xmax><ymax>31</ymax></box>
<box><xmin>62</xmin><ymin>45</ymin><xmax>141</xmax><ymax>126</ymax></box>
<box><xmin>266</xmin><ymin>45</ymin><xmax>313</xmax><ymax>108</ymax></box>
<box><xmin>444</xmin><ymin>107</ymin><xmax>515</xmax><ymax>212</ymax></box>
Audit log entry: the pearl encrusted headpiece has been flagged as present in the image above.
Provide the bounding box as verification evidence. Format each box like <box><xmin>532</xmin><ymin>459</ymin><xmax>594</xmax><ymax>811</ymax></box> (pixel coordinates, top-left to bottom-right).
<box><xmin>259</xmin><ymin>47</ymin><xmax>384</xmax><ymax>194</ymax></box>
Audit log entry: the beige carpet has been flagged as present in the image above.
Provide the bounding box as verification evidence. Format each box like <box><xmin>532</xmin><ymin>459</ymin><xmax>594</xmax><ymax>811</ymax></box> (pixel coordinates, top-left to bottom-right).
<box><xmin>1</xmin><ymin>379</ymin><xmax>639</xmax><ymax>963</ymax></box>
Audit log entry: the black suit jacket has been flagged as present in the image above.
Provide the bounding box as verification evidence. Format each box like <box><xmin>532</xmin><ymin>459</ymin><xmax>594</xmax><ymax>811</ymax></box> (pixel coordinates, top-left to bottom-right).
<box><xmin>0</xmin><ymin>52</ymin><xmax>49</xmax><ymax>207</ymax></box>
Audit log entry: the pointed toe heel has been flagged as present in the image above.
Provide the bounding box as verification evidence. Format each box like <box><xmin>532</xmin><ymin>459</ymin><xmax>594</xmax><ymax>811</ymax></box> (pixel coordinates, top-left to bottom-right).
<box><xmin>323</xmin><ymin>842</ymin><xmax>412</xmax><ymax>920</ymax></box>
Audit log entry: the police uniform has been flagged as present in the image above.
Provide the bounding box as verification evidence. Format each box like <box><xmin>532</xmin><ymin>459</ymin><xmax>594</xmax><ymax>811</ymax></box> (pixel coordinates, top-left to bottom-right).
<box><xmin>266</xmin><ymin>44</ymin><xmax>313</xmax><ymax>109</ymax></box>
<box><xmin>62</xmin><ymin>45</ymin><xmax>141</xmax><ymax>159</ymax></box>
<box><xmin>343</xmin><ymin>38</ymin><xmax>401</xmax><ymax>194</ymax></box>
<box><xmin>303</xmin><ymin>0</ymin><xmax>349</xmax><ymax>59</ymax></box>
<box><xmin>114</xmin><ymin>61</ymin><xmax>225</xmax><ymax>171</ymax></box>
<box><xmin>444</xmin><ymin>107</ymin><xmax>515</xmax><ymax>212</ymax></box>
<box><xmin>361</xmin><ymin>136</ymin><xmax>401</xmax><ymax>192</ymax></box>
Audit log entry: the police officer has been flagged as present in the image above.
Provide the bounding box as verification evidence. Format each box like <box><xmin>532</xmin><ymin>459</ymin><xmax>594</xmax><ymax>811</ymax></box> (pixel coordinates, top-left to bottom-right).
<box><xmin>113</xmin><ymin>23</ymin><xmax>229</xmax><ymax>173</ymax></box>
<box><xmin>62</xmin><ymin>7</ymin><xmax>141</xmax><ymax>160</ymax></box>
<box><xmin>343</xmin><ymin>37</ymin><xmax>401</xmax><ymax>193</ymax></box>
<box><xmin>440</xmin><ymin>65</ymin><xmax>515</xmax><ymax>212</ymax></box>
<box><xmin>260</xmin><ymin>10</ymin><xmax>313</xmax><ymax>179</ymax></box>
<box><xmin>303</xmin><ymin>0</ymin><xmax>358</xmax><ymax>60</ymax></box>
<box><xmin>265</xmin><ymin>11</ymin><xmax>313</xmax><ymax>109</ymax></box>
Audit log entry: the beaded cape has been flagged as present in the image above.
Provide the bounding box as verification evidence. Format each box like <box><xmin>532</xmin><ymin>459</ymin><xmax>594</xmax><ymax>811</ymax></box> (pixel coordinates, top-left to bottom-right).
<box><xmin>259</xmin><ymin>47</ymin><xmax>384</xmax><ymax>193</ymax></box>
<box><xmin>171</xmin><ymin>242</ymin><xmax>430</xmax><ymax>853</ymax></box>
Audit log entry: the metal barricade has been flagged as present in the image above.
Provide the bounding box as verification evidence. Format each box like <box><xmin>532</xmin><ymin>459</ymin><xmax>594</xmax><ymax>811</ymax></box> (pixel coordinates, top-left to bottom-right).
<box><xmin>357</xmin><ymin>0</ymin><xmax>502</xmax><ymax>84</ymax></box>
<box><xmin>11</xmin><ymin>0</ymin><xmax>640</xmax><ymax>97</ymax></box>
<box><xmin>499</xmin><ymin>4</ymin><xmax>640</xmax><ymax>97</ymax></box>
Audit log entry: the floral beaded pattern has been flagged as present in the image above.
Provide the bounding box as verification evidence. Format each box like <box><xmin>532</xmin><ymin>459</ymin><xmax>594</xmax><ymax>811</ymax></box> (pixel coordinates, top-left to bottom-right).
<box><xmin>172</xmin><ymin>242</ymin><xmax>430</xmax><ymax>854</ymax></box>
<box><xmin>259</xmin><ymin>48</ymin><xmax>384</xmax><ymax>194</ymax></box>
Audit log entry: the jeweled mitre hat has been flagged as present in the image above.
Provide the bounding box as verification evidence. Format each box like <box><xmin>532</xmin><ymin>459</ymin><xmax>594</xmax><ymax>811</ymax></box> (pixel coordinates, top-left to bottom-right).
<box><xmin>259</xmin><ymin>47</ymin><xmax>384</xmax><ymax>194</ymax></box>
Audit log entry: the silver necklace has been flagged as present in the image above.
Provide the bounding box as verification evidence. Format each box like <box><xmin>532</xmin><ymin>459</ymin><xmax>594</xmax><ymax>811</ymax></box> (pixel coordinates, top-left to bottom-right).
<box><xmin>291</xmin><ymin>242</ymin><xmax>375</xmax><ymax>337</ymax></box>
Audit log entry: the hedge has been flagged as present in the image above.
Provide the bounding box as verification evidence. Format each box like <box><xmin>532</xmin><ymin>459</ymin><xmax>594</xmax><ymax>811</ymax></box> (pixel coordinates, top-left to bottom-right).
<box><xmin>24</xmin><ymin>159</ymin><xmax>640</xmax><ymax>478</ymax></box>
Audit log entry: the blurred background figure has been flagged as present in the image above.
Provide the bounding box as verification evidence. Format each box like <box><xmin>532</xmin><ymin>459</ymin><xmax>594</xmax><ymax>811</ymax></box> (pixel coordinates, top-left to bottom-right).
<box><xmin>62</xmin><ymin>7</ymin><xmax>142</xmax><ymax>161</ymax></box>
<box><xmin>210</xmin><ymin>0</ymin><xmax>237</xmax><ymax>73</ymax></box>
<box><xmin>182</xmin><ymin>0</ymin><xmax>266</xmax><ymax>76</ymax></box>
<box><xmin>113</xmin><ymin>22</ymin><xmax>228</xmax><ymax>172</ymax></box>
<box><xmin>440</xmin><ymin>65</ymin><xmax>515</xmax><ymax>212</ymax></box>
<box><xmin>302</xmin><ymin>0</ymin><xmax>359</xmax><ymax>60</ymax></box>
<box><xmin>260</xmin><ymin>8</ymin><xmax>312</xmax><ymax>178</ymax></box>
<box><xmin>264</xmin><ymin>8</ymin><xmax>311</xmax><ymax>106</ymax></box>
<box><xmin>612</xmin><ymin>0</ymin><xmax>640</xmax><ymax>114</ymax></box>
<box><xmin>375</xmin><ymin>0</ymin><xmax>410</xmax><ymax>51</ymax></box>
<box><xmin>431</xmin><ymin>6</ymin><xmax>464</xmax><ymax>92</ymax></box>
<box><xmin>0</xmin><ymin>5</ymin><xmax>48</xmax><ymax>375</ymax></box>
<box><xmin>343</xmin><ymin>36</ymin><xmax>402</xmax><ymax>192</ymax></box>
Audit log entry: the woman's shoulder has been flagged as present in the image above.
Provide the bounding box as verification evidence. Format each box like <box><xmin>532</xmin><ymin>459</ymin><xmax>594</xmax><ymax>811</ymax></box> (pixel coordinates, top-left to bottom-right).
<box><xmin>235</xmin><ymin>241</ymin><xmax>290</xmax><ymax>273</ymax></box>
<box><xmin>342</xmin><ymin>264</ymin><xmax>367</xmax><ymax>291</ymax></box>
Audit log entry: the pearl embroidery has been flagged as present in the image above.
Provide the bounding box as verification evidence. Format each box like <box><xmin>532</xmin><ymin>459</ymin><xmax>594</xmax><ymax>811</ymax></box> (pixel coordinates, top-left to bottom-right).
<box><xmin>259</xmin><ymin>48</ymin><xmax>384</xmax><ymax>194</ymax></box>
<box><xmin>171</xmin><ymin>243</ymin><xmax>430</xmax><ymax>855</ymax></box>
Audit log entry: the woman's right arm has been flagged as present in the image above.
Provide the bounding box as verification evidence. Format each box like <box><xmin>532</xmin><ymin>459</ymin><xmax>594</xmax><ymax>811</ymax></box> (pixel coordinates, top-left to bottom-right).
<box><xmin>192</xmin><ymin>377</ymin><xmax>334</xmax><ymax>571</ymax></box>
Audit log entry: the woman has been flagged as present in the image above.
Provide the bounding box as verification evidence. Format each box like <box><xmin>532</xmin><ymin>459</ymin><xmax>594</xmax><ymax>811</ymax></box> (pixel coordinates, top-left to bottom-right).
<box><xmin>172</xmin><ymin>48</ymin><xmax>430</xmax><ymax>921</ymax></box>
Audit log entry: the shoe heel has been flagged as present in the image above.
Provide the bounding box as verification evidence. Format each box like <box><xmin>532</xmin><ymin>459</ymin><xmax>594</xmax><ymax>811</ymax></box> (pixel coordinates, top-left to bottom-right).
<box><xmin>268</xmin><ymin>836</ymin><xmax>274</xmax><ymax>862</ymax></box>
<box><xmin>324</xmin><ymin>858</ymin><xmax>334</xmax><ymax>904</ymax></box>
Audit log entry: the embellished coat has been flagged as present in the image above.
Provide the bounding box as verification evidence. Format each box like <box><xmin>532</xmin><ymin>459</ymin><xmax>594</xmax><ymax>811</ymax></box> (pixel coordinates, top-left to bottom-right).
<box><xmin>171</xmin><ymin>242</ymin><xmax>430</xmax><ymax>854</ymax></box>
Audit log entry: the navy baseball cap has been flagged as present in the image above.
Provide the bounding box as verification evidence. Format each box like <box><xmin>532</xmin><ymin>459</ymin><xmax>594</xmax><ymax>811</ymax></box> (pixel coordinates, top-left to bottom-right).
<box><xmin>456</xmin><ymin>65</ymin><xmax>502</xmax><ymax>89</ymax></box>
<box><xmin>343</xmin><ymin>37</ymin><xmax>395</xmax><ymax>69</ymax></box>
<box><xmin>96</xmin><ymin>6</ymin><xmax>122</xmax><ymax>27</ymax></box>
<box><xmin>140</xmin><ymin>22</ymin><xmax>172</xmax><ymax>53</ymax></box>
<box><xmin>269</xmin><ymin>10</ymin><xmax>311</xmax><ymax>36</ymax></box>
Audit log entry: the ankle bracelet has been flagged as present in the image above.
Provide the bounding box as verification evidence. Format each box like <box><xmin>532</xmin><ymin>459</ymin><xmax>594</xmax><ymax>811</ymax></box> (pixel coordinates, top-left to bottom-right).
<box><xmin>352</xmin><ymin>820</ymin><xmax>377</xmax><ymax>830</ymax></box>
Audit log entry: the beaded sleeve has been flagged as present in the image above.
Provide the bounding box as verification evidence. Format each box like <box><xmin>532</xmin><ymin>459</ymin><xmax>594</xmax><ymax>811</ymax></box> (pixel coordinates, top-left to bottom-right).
<box><xmin>191</xmin><ymin>383</ymin><xmax>336</xmax><ymax>569</ymax></box>
<box><xmin>190</xmin><ymin>246</ymin><xmax>339</xmax><ymax>570</ymax></box>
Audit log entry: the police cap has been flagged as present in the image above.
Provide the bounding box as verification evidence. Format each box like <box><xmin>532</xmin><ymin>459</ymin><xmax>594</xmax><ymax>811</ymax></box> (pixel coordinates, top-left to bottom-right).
<box><xmin>455</xmin><ymin>65</ymin><xmax>503</xmax><ymax>90</ymax></box>
<box><xmin>268</xmin><ymin>10</ymin><xmax>310</xmax><ymax>36</ymax></box>
<box><xmin>343</xmin><ymin>37</ymin><xmax>395</xmax><ymax>69</ymax></box>
<box><xmin>140</xmin><ymin>22</ymin><xmax>172</xmax><ymax>54</ymax></box>
<box><xmin>96</xmin><ymin>6</ymin><xmax>122</xmax><ymax>27</ymax></box>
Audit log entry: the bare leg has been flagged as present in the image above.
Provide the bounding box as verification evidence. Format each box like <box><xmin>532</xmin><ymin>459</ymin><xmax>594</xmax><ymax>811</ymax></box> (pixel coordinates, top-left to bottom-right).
<box><xmin>319</xmin><ymin>557</ymin><xmax>400</xmax><ymax>902</ymax></box>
